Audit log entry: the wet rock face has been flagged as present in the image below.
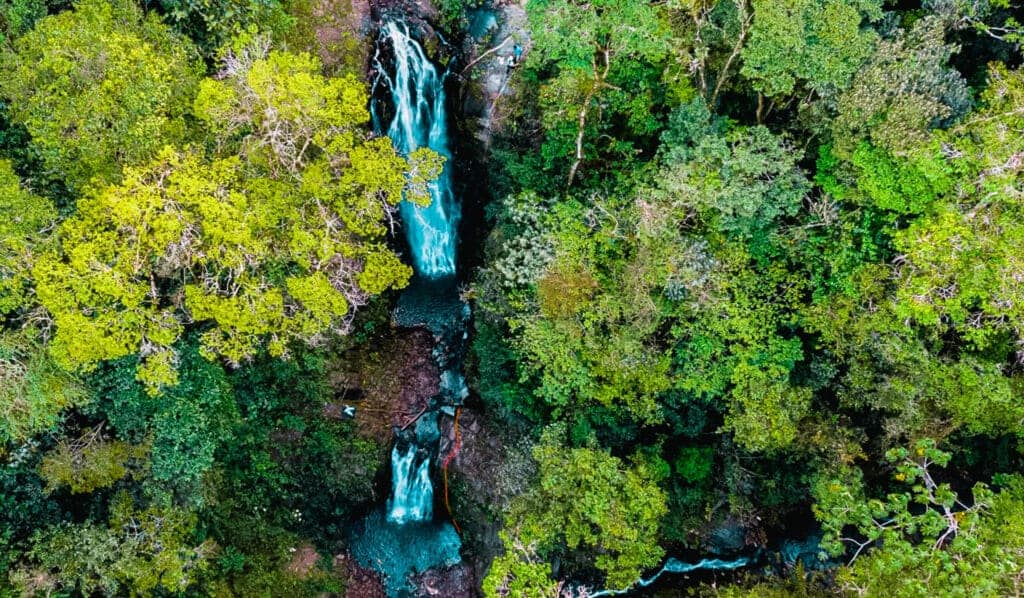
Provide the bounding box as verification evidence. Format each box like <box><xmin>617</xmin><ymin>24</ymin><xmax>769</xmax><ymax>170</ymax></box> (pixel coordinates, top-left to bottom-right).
<box><xmin>411</xmin><ymin>564</ymin><xmax>477</xmax><ymax>597</ymax></box>
<box><xmin>780</xmin><ymin>534</ymin><xmax>833</xmax><ymax>571</ymax></box>
<box><xmin>457</xmin><ymin>1</ymin><xmax>530</xmax><ymax>146</ymax></box>
<box><xmin>328</xmin><ymin>328</ymin><xmax>440</xmax><ymax>445</ymax></box>
<box><xmin>369</xmin><ymin>0</ymin><xmax>440</xmax><ymax>44</ymax></box>
<box><xmin>414</xmin><ymin>411</ymin><xmax>441</xmax><ymax>445</ymax></box>
<box><xmin>370</xmin><ymin>0</ymin><xmax>438</xmax><ymax>20</ymax></box>
<box><xmin>705</xmin><ymin>518</ymin><xmax>756</xmax><ymax>555</ymax></box>
<box><xmin>437</xmin><ymin>410</ymin><xmax>537</xmax><ymax>584</ymax></box>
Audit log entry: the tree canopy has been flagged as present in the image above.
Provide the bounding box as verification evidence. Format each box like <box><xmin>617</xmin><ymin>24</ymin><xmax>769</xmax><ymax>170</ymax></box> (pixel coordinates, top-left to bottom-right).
<box><xmin>32</xmin><ymin>45</ymin><xmax>439</xmax><ymax>390</ymax></box>
<box><xmin>2</xmin><ymin>0</ymin><xmax>1024</xmax><ymax>595</ymax></box>
<box><xmin>0</xmin><ymin>0</ymin><xmax>202</xmax><ymax>190</ymax></box>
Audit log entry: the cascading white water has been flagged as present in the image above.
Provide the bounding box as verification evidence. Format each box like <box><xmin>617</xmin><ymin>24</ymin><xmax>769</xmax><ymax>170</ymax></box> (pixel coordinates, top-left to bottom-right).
<box><xmin>372</xmin><ymin>19</ymin><xmax>455</xmax><ymax>526</ymax></box>
<box><xmin>373</xmin><ymin>21</ymin><xmax>460</xmax><ymax>278</ymax></box>
<box><xmin>386</xmin><ymin>444</ymin><xmax>433</xmax><ymax>524</ymax></box>
<box><xmin>350</xmin><ymin>20</ymin><xmax>466</xmax><ymax>595</ymax></box>
<box><xmin>372</xmin><ymin>17</ymin><xmax>470</xmax><ymax>524</ymax></box>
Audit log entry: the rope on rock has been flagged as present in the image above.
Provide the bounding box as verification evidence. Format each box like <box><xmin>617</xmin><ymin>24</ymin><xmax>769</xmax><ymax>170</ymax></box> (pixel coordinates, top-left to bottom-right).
<box><xmin>442</xmin><ymin>406</ymin><xmax>462</xmax><ymax>533</ymax></box>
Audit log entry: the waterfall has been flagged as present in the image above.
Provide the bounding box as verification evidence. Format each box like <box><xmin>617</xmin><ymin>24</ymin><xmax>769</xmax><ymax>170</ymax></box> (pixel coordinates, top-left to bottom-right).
<box><xmin>372</xmin><ymin>21</ymin><xmax>460</xmax><ymax>278</ymax></box>
<box><xmin>586</xmin><ymin>557</ymin><xmax>750</xmax><ymax>597</ymax></box>
<box><xmin>386</xmin><ymin>444</ymin><xmax>433</xmax><ymax>524</ymax></box>
<box><xmin>349</xmin><ymin>20</ymin><xmax>465</xmax><ymax>596</ymax></box>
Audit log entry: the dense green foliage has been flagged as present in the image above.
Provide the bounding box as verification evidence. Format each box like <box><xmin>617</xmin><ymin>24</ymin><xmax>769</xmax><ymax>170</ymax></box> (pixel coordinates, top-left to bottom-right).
<box><xmin>0</xmin><ymin>0</ymin><xmax>424</xmax><ymax>593</ymax></box>
<box><xmin>1</xmin><ymin>0</ymin><xmax>1023</xmax><ymax>595</ymax></box>
<box><xmin>32</xmin><ymin>40</ymin><xmax>435</xmax><ymax>391</ymax></box>
<box><xmin>485</xmin><ymin>425</ymin><xmax>668</xmax><ymax>589</ymax></box>
<box><xmin>1</xmin><ymin>0</ymin><xmax>202</xmax><ymax>191</ymax></box>
<box><xmin>475</xmin><ymin>0</ymin><xmax>1024</xmax><ymax>594</ymax></box>
<box><xmin>814</xmin><ymin>440</ymin><xmax>1024</xmax><ymax>596</ymax></box>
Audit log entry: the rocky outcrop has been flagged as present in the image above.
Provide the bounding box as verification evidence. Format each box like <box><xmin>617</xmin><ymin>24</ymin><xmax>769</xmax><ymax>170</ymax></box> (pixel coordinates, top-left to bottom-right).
<box><xmin>336</xmin><ymin>553</ymin><xmax>388</xmax><ymax>598</ymax></box>
<box><xmin>303</xmin><ymin>0</ymin><xmax>374</xmax><ymax>74</ymax></box>
<box><xmin>327</xmin><ymin>328</ymin><xmax>440</xmax><ymax>446</ymax></box>
<box><xmin>411</xmin><ymin>564</ymin><xmax>477</xmax><ymax>597</ymax></box>
<box><xmin>457</xmin><ymin>1</ymin><xmax>530</xmax><ymax>147</ymax></box>
<box><xmin>369</xmin><ymin>0</ymin><xmax>443</xmax><ymax>48</ymax></box>
<box><xmin>286</xmin><ymin>543</ymin><xmax>321</xmax><ymax>577</ymax></box>
<box><xmin>438</xmin><ymin>410</ymin><xmax>537</xmax><ymax>585</ymax></box>
<box><xmin>370</xmin><ymin>0</ymin><xmax>438</xmax><ymax>22</ymax></box>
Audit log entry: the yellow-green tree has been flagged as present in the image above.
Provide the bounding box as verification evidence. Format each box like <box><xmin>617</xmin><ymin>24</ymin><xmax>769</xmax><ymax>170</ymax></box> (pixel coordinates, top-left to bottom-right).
<box><xmin>34</xmin><ymin>47</ymin><xmax>439</xmax><ymax>391</ymax></box>
<box><xmin>0</xmin><ymin>159</ymin><xmax>53</xmax><ymax>315</ymax></box>
<box><xmin>39</xmin><ymin>426</ymin><xmax>149</xmax><ymax>494</ymax></box>
<box><xmin>741</xmin><ymin>0</ymin><xmax>881</xmax><ymax>100</ymax></box>
<box><xmin>0</xmin><ymin>329</ymin><xmax>87</xmax><ymax>443</ymax></box>
<box><xmin>0</xmin><ymin>163</ymin><xmax>85</xmax><ymax>443</ymax></box>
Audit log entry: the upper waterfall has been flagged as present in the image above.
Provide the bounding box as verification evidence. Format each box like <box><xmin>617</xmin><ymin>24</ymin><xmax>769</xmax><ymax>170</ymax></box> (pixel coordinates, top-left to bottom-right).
<box><xmin>372</xmin><ymin>21</ymin><xmax>460</xmax><ymax>278</ymax></box>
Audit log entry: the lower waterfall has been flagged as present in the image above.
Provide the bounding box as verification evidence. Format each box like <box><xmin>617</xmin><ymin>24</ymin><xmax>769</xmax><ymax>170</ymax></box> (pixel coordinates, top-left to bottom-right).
<box><xmin>386</xmin><ymin>444</ymin><xmax>433</xmax><ymax>524</ymax></box>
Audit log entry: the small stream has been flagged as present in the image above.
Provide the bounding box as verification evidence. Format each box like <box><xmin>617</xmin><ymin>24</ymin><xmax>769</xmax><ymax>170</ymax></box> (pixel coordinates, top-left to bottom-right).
<box><xmin>587</xmin><ymin>557</ymin><xmax>750</xmax><ymax>597</ymax></box>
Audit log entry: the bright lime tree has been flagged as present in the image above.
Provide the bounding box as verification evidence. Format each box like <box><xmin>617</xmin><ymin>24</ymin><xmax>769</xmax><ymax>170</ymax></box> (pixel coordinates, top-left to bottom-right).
<box><xmin>0</xmin><ymin>159</ymin><xmax>53</xmax><ymax>315</ymax></box>
<box><xmin>33</xmin><ymin>145</ymin><xmax>413</xmax><ymax>391</ymax></box>
<box><xmin>0</xmin><ymin>162</ymin><xmax>87</xmax><ymax>443</ymax></box>
<box><xmin>34</xmin><ymin>46</ymin><xmax>438</xmax><ymax>391</ymax></box>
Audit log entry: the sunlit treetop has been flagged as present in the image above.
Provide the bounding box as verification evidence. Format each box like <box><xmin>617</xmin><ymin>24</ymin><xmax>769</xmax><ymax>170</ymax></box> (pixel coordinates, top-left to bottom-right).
<box><xmin>741</xmin><ymin>0</ymin><xmax>882</xmax><ymax>98</ymax></box>
<box><xmin>0</xmin><ymin>159</ymin><xmax>54</xmax><ymax>316</ymax></box>
<box><xmin>32</xmin><ymin>44</ymin><xmax>441</xmax><ymax>393</ymax></box>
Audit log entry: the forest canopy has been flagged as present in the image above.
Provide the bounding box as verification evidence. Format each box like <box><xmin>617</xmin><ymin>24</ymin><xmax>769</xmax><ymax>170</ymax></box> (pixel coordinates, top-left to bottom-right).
<box><xmin>1</xmin><ymin>0</ymin><xmax>1023</xmax><ymax>595</ymax></box>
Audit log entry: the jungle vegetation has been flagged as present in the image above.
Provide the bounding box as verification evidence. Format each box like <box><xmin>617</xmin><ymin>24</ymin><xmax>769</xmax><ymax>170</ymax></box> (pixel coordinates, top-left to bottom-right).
<box><xmin>0</xmin><ymin>0</ymin><xmax>1023</xmax><ymax>595</ymax></box>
